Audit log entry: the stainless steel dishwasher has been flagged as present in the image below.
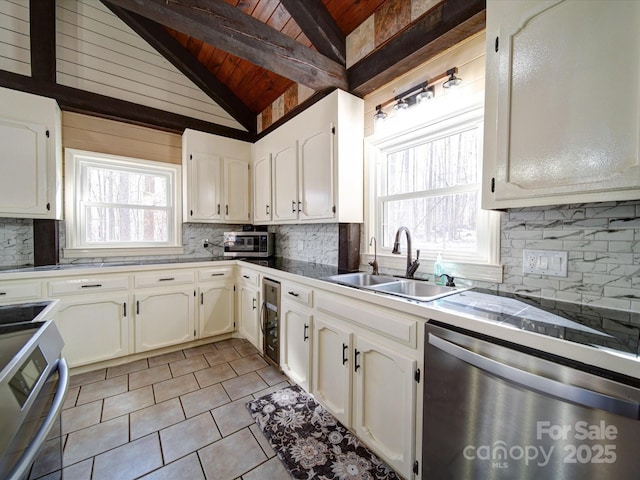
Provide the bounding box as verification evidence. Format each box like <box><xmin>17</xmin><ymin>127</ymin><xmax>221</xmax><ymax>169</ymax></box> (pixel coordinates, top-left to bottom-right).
<box><xmin>423</xmin><ymin>322</ymin><xmax>640</xmax><ymax>479</ymax></box>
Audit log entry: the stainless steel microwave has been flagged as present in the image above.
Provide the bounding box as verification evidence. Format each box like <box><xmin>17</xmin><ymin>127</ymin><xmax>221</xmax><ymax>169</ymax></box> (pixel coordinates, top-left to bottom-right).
<box><xmin>223</xmin><ymin>232</ymin><xmax>275</xmax><ymax>258</ymax></box>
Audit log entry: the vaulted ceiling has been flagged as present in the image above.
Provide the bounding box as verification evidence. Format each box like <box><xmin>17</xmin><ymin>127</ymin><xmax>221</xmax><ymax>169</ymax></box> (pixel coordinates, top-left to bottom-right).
<box><xmin>0</xmin><ymin>0</ymin><xmax>485</xmax><ymax>141</ymax></box>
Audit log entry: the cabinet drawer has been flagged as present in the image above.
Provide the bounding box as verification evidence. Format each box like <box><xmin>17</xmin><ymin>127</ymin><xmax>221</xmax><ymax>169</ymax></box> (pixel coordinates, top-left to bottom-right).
<box><xmin>238</xmin><ymin>269</ymin><xmax>259</xmax><ymax>286</ymax></box>
<box><xmin>198</xmin><ymin>267</ymin><xmax>234</xmax><ymax>282</ymax></box>
<box><xmin>0</xmin><ymin>282</ymin><xmax>42</xmax><ymax>302</ymax></box>
<box><xmin>282</xmin><ymin>282</ymin><xmax>313</xmax><ymax>307</ymax></box>
<box><xmin>316</xmin><ymin>291</ymin><xmax>417</xmax><ymax>348</ymax></box>
<box><xmin>49</xmin><ymin>276</ymin><xmax>129</xmax><ymax>296</ymax></box>
<box><xmin>135</xmin><ymin>270</ymin><xmax>194</xmax><ymax>288</ymax></box>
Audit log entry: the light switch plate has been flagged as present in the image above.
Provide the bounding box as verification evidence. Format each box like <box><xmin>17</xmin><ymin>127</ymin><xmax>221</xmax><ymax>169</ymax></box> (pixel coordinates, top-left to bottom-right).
<box><xmin>523</xmin><ymin>249</ymin><xmax>568</xmax><ymax>277</ymax></box>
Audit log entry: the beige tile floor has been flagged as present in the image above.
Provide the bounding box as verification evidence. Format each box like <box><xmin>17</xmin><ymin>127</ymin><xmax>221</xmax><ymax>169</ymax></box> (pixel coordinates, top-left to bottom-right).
<box><xmin>60</xmin><ymin>338</ymin><xmax>294</xmax><ymax>480</ymax></box>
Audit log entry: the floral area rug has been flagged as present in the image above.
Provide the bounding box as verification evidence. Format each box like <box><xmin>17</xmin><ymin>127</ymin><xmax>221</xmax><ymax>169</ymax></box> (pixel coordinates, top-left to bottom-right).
<box><xmin>246</xmin><ymin>385</ymin><xmax>401</xmax><ymax>480</ymax></box>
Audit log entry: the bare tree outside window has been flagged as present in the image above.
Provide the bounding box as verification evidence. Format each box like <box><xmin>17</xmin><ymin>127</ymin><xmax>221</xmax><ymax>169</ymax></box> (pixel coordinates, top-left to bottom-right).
<box><xmin>378</xmin><ymin>126</ymin><xmax>481</xmax><ymax>256</ymax></box>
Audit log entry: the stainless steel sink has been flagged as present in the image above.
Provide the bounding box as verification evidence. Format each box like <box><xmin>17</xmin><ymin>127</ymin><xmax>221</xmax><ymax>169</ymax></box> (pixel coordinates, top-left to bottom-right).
<box><xmin>370</xmin><ymin>280</ymin><xmax>464</xmax><ymax>301</ymax></box>
<box><xmin>324</xmin><ymin>272</ymin><xmax>466</xmax><ymax>302</ymax></box>
<box><xmin>325</xmin><ymin>272</ymin><xmax>399</xmax><ymax>287</ymax></box>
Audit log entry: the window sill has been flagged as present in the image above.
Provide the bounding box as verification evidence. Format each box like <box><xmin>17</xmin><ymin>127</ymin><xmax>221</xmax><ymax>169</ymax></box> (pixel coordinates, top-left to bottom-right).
<box><xmin>63</xmin><ymin>246</ymin><xmax>185</xmax><ymax>259</ymax></box>
<box><xmin>361</xmin><ymin>253</ymin><xmax>503</xmax><ymax>284</ymax></box>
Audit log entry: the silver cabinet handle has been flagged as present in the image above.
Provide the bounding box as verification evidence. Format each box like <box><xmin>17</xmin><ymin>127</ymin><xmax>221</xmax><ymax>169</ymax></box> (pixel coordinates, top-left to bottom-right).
<box><xmin>7</xmin><ymin>358</ymin><xmax>69</xmax><ymax>480</ymax></box>
<box><xmin>428</xmin><ymin>333</ymin><xmax>640</xmax><ymax>420</ymax></box>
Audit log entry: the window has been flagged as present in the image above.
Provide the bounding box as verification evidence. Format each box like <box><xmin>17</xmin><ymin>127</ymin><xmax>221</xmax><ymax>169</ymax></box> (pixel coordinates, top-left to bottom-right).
<box><xmin>369</xmin><ymin>108</ymin><xmax>500</xmax><ymax>278</ymax></box>
<box><xmin>64</xmin><ymin>149</ymin><xmax>182</xmax><ymax>257</ymax></box>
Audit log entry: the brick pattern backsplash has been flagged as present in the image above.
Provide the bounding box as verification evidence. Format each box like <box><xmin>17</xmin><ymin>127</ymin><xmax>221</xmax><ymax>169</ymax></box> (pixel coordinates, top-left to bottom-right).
<box><xmin>1</xmin><ymin>200</ymin><xmax>636</xmax><ymax>312</ymax></box>
<box><xmin>495</xmin><ymin>200</ymin><xmax>640</xmax><ymax>311</ymax></box>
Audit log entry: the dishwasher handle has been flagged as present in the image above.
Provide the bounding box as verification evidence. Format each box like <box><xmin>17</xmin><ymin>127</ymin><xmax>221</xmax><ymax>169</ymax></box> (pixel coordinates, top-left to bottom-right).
<box><xmin>428</xmin><ymin>332</ymin><xmax>640</xmax><ymax>420</ymax></box>
<box><xmin>7</xmin><ymin>357</ymin><xmax>70</xmax><ymax>480</ymax></box>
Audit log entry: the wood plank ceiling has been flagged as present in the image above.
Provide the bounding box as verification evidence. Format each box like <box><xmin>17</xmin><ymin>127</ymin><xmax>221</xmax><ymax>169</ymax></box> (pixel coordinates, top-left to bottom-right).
<box><xmin>161</xmin><ymin>0</ymin><xmax>386</xmax><ymax>114</ymax></box>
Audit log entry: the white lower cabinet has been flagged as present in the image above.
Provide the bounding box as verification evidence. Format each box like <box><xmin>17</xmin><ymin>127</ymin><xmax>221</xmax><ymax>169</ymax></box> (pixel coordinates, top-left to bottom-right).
<box><xmin>199</xmin><ymin>283</ymin><xmax>235</xmax><ymax>338</ymax></box>
<box><xmin>135</xmin><ymin>288</ymin><xmax>195</xmax><ymax>353</ymax></box>
<box><xmin>281</xmin><ymin>300</ymin><xmax>312</xmax><ymax>391</ymax></box>
<box><xmin>353</xmin><ymin>335</ymin><xmax>416</xmax><ymax>479</ymax></box>
<box><xmin>313</xmin><ymin>292</ymin><xmax>419</xmax><ymax>479</ymax></box>
<box><xmin>238</xmin><ymin>283</ymin><xmax>261</xmax><ymax>350</ymax></box>
<box><xmin>312</xmin><ymin>315</ymin><xmax>352</xmax><ymax>426</ymax></box>
<box><xmin>237</xmin><ymin>267</ymin><xmax>261</xmax><ymax>350</ymax></box>
<box><xmin>55</xmin><ymin>293</ymin><xmax>130</xmax><ymax>367</ymax></box>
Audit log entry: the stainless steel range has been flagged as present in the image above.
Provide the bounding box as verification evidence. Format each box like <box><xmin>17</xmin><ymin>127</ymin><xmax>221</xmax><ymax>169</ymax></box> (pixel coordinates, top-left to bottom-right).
<box><xmin>0</xmin><ymin>301</ymin><xmax>68</xmax><ymax>480</ymax></box>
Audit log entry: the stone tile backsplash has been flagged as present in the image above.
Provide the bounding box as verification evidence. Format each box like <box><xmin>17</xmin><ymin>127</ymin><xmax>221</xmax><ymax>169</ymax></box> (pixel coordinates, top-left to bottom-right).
<box><xmin>495</xmin><ymin>200</ymin><xmax>640</xmax><ymax>312</ymax></box>
<box><xmin>1</xmin><ymin>200</ymin><xmax>636</xmax><ymax>311</ymax></box>
<box><xmin>0</xmin><ymin>218</ymin><xmax>33</xmax><ymax>267</ymax></box>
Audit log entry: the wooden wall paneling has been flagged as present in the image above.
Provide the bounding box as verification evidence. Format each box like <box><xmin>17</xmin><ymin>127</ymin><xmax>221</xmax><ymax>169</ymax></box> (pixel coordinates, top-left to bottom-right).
<box><xmin>56</xmin><ymin>0</ymin><xmax>244</xmax><ymax>130</ymax></box>
<box><xmin>62</xmin><ymin>112</ymin><xmax>182</xmax><ymax>164</ymax></box>
<box><xmin>0</xmin><ymin>0</ymin><xmax>31</xmax><ymax>75</ymax></box>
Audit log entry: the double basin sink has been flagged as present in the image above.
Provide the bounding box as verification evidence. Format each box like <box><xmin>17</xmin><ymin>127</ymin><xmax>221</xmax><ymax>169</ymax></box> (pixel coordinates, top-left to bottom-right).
<box><xmin>324</xmin><ymin>272</ymin><xmax>467</xmax><ymax>302</ymax></box>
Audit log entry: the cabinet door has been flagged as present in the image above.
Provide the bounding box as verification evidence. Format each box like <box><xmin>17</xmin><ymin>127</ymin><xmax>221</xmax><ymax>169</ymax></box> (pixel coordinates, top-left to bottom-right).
<box><xmin>483</xmin><ymin>0</ymin><xmax>640</xmax><ymax>208</ymax></box>
<box><xmin>353</xmin><ymin>336</ymin><xmax>416</xmax><ymax>479</ymax></box>
<box><xmin>135</xmin><ymin>288</ymin><xmax>195</xmax><ymax>352</ymax></box>
<box><xmin>271</xmin><ymin>142</ymin><xmax>298</xmax><ymax>221</ymax></box>
<box><xmin>298</xmin><ymin>127</ymin><xmax>335</xmax><ymax>221</ymax></box>
<box><xmin>312</xmin><ymin>315</ymin><xmax>352</xmax><ymax>426</ymax></box>
<box><xmin>55</xmin><ymin>294</ymin><xmax>130</xmax><ymax>367</ymax></box>
<box><xmin>187</xmin><ymin>152</ymin><xmax>222</xmax><ymax>221</ymax></box>
<box><xmin>281</xmin><ymin>302</ymin><xmax>312</xmax><ymax>391</ymax></box>
<box><xmin>0</xmin><ymin>118</ymin><xmax>50</xmax><ymax>217</ymax></box>
<box><xmin>223</xmin><ymin>157</ymin><xmax>250</xmax><ymax>222</ymax></box>
<box><xmin>253</xmin><ymin>154</ymin><xmax>272</xmax><ymax>223</ymax></box>
<box><xmin>238</xmin><ymin>284</ymin><xmax>261</xmax><ymax>350</ymax></box>
<box><xmin>199</xmin><ymin>283</ymin><xmax>235</xmax><ymax>338</ymax></box>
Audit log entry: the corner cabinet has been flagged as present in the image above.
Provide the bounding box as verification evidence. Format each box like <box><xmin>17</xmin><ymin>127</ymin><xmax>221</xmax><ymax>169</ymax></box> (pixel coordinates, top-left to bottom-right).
<box><xmin>280</xmin><ymin>282</ymin><xmax>314</xmax><ymax>391</ymax></box>
<box><xmin>237</xmin><ymin>267</ymin><xmax>261</xmax><ymax>351</ymax></box>
<box><xmin>482</xmin><ymin>0</ymin><xmax>640</xmax><ymax>209</ymax></box>
<box><xmin>183</xmin><ymin>129</ymin><xmax>251</xmax><ymax>223</ymax></box>
<box><xmin>252</xmin><ymin>89</ymin><xmax>364</xmax><ymax>224</ymax></box>
<box><xmin>0</xmin><ymin>87</ymin><xmax>62</xmax><ymax>219</ymax></box>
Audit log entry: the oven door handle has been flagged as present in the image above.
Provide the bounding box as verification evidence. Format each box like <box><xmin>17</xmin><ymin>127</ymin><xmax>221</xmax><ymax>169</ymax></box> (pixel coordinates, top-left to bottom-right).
<box><xmin>428</xmin><ymin>333</ymin><xmax>640</xmax><ymax>420</ymax></box>
<box><xmin>7</xmin><ymin>357</ymin><xmax>69</xmax><ymax>480</ymax></box>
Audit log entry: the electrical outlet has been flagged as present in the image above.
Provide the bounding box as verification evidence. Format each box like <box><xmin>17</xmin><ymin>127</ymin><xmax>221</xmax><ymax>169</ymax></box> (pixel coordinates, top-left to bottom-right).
<box><xmin>523</xmin><ymin>249</ymin><xmax>568</xmax><ymax>277</ymax></box>
<box><xmin>202</xmin><ymin>239</ymin><xmax>209</xmax><ymax>248</ymax></box>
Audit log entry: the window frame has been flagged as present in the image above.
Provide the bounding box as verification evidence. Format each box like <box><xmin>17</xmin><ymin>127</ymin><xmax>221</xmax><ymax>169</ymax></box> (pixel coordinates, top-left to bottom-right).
<box><xmin>64</xmin><ymin>148</ymin><xmax>183</xmax><ymax>258</ymax></box>
<box><xmin>364</xmin><ymin>106</ymin><xmax>502</xmax><ymax>283</ymax></box>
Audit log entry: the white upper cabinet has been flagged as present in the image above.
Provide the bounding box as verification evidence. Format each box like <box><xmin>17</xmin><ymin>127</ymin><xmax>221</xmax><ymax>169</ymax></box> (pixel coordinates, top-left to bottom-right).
<box><xmin>252</xmin><ymin>89</ymin><xmax>364</xmax><ymax>224</ymax></box>
<box><xmin>183</xmin><ymin>129</ymin><xmax>251</xmax><ymax>223</ymax></box>
<box><xmin>0</xmin><ymin>87</ymin><xmax>62</xmax><ymax>219</ymax></box>
<box><xmin>252</xmin><ymin>153</ymin><xmax>272</xmax><ymax>223</ymax></box>
<box><xmin>482</xmin><ymin>0</ymin><xmax>640</xmax><ymax>209</ymax></box>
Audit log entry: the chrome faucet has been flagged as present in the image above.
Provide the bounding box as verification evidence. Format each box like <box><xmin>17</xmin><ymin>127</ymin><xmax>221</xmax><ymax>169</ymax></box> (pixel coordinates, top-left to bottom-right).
<box><xmin>368</xmin><ymin>236</ymin><xmax>379</xmax><ymax>275</ymax></box>
<box><xmin>391</xmin><ymin>226</ymin><xmax>420</xmax><ymax>278</ymax></box>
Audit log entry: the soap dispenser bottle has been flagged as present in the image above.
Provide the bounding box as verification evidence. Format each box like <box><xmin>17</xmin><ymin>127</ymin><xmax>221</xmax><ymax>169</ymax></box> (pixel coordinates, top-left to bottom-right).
<box><xmin>434</xmin><ymin>253</ymin><xmax>444</xmax><ymax>285</ymax></box>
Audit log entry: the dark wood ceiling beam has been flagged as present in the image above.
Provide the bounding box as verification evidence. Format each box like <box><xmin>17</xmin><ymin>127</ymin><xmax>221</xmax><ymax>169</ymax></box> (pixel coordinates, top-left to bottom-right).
<box><xmin>278</xmin><ymin>0</ymin><xmax>346</xmax><ymax>65</ymax></box>
<box><xmin>102</xmin><ymin>1</ymin><xmax>256</xmax><ymax>133</ymax></box>
<box><xmin>0</xmin><ymin>70</ymin><xmax>254</xmax><ymax>142</ymax></box>
<box><xmin>104</xmin><ymin>0</ymin><xmax>348</xmax><ymax>91</ymax></box>
<box><xmin>29</xmin><ymin>0</ymin><xmax>56</xmax><ymax>83</ymax></box>
<box><xmin>348</xmin><ymin>0</ymin><xmax>486</xmax><ymax>96</ymax></box>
